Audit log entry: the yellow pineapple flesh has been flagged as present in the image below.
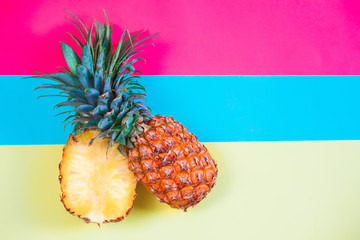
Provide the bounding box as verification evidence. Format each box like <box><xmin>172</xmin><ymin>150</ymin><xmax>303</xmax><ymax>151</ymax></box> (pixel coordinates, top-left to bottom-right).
<box><xmin>60</xmin><ymin>131</ymin><xmax>137</xmax><ymax>223</ymax></box>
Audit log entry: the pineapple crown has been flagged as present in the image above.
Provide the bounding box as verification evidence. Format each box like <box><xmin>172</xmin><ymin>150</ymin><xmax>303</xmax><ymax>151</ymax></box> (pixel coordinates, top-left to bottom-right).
<box><xmin>35</xmin><ymin>11</ymin><xmax>156</xmax><ymax>154</ymax></box>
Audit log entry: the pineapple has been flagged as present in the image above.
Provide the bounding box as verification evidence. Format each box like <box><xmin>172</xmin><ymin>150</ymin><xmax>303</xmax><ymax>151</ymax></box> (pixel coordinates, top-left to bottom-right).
<box><xmin>127</xmin><ymin>116</ymin><xmax>218</xmax><ymax>210</ymax></box>
<box><xmin>60</xmin><ymin>131</ymin><xmax>136</xmax><ymax>223</ymax></box>
<box><xmin>37</xmin><ymin>11</ymin><xmax>218</xmax><ymax>222</ymax></box>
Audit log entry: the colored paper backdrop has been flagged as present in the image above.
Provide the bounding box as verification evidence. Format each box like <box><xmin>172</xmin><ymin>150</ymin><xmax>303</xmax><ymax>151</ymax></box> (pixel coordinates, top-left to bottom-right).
<box><xmin>2</xmin><ymin>0</ymin><xmax>360</xmax><ymax>75</ymax></box>
<box><xmin>1</xmin><ymin>1</ymin><xmax>360</xmax><ymax>240</ymax></box>
<box><xmin>2</xmin><ymin>75</ymin><xmax>360</xmax><ymax>144</ymax></box>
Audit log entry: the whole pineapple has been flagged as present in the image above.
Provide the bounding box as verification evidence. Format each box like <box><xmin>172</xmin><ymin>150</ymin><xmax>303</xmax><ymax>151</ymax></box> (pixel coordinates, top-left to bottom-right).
<box><xmin>38</xmin><ymin>11</ymin><xmax>218</xmax><ymax>222</ymax></box>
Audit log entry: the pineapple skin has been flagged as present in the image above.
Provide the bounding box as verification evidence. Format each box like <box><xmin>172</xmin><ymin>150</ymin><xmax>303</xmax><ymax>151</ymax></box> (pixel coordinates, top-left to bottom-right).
<box><xmin>59</xmin><ymin>131</ymin><xmax>137</xmax><ymax>223</ymax></box>
<box><xmin>128</xmin><ymin>116</ymin><xmax>218</xmax><ymax>210</ymax></box>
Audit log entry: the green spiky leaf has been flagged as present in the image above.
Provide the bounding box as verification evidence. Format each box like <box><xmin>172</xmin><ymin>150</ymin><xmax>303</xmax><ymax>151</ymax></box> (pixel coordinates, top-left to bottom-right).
<box><xmin>67</xmin><ymin>32</ymin><xmax>84</xmax><ymax>48</ymax></box>
<box><xmin>84</xmin><ymin>88</ymin><xmax>100</xmax><ymax>105</ymax></box>
<box><xmin>60</xmin><ymin>42</ymin><xmax>81</xmax><ymax>75</ymax></box>
<box><xmin>76</xmin><ymin>65</ymin><xmax>93</xmax><ymax>89</ymax></box>
<box><xmin>82</xmin><ymin>43</ymin><xmax>94</xmax><ymax>75</ymax></box>
<box><xmin>94</xmin><ymin>67</ymin><xmax>103</xmax><ymax>91</ymax></box>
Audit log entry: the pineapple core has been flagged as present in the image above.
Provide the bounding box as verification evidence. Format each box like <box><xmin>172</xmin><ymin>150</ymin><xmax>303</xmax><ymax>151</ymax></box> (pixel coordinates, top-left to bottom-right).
<box><xmin>60</xmin><ymin>131</ymin><xmax>137</xmax><ymax>223</ymax></box>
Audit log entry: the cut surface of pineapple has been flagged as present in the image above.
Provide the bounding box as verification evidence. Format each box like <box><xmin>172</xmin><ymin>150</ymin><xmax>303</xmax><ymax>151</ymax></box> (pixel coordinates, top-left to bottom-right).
<box><xmin>60</xmin><ymin>131</ymin><xmax>137</xmax><ymax>223</ymax></box>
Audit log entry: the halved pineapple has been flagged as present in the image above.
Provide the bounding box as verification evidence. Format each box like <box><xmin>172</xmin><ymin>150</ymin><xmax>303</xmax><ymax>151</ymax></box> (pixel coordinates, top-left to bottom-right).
<box><xmin>59</xmin><ymin>131</ymin><xmax>137</xmax><ymax>223</ymax></box>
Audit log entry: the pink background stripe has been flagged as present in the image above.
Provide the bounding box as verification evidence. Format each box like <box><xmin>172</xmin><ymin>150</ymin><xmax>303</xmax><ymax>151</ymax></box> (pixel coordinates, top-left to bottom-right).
<box><xmin>2</xmin><ymin>0</ymin><xmax>360</xmax><ymax>75</ymax></box>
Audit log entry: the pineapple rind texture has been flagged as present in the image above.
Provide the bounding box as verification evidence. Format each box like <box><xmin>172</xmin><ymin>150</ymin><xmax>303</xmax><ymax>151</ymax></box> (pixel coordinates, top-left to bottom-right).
<box><xmin>59</xmin><ymin>131</ymin><xmax>137</xmax><ymax>223</ymax></box>
<box><xmin>127</xmin><ymin>116</ymin><xmax>218</xmax><ymax>211</ymax></box>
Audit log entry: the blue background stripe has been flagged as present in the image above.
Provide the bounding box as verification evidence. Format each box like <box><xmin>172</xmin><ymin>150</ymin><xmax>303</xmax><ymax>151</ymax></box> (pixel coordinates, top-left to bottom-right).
<box><xmin>1</xmin><ymin>75</ymin><xmax>360</xmax><ymax>144</ymax></box>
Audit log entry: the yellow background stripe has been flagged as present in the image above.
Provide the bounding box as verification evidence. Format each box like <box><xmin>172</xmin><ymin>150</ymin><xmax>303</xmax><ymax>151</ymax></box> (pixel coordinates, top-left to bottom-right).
<box><xmin>1</xmin><ymin>141</ymin><xmax>360</xmax><ymax>239</ymax></box>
